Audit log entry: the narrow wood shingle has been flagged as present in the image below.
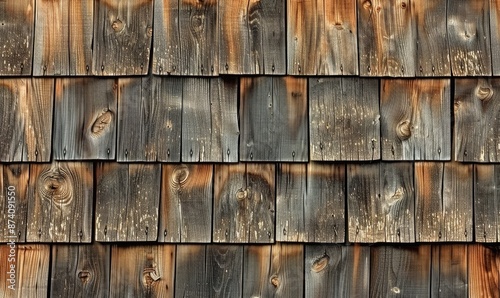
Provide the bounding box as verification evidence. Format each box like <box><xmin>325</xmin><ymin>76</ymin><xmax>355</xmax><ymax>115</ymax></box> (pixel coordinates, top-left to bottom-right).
<box><xmin>474</xmin><ymin>165</ymin><xmax>500</xmax><ymax>242</ymax></box>
<box><xmin>0</xmin><ymin>164</ymin><xmax>29</xmax><ymax>243</ymax></box>
<box><xmin>431</xmin><ymin>245</ymin><xmax>468</xmax><ymax>297</ymax></box>
<box><xmin>468</xmin><ymin>244</ymin><xmax>500</xmax><ymax>297</ymax></box>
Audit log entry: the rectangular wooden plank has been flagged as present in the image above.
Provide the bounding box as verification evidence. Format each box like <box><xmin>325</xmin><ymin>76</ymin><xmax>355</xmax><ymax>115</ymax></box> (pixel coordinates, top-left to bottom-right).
<box><xmin>0</xmin><ymin>164</ymin><xmax>29</xmax><ymax>243</ymax></box>
<box><xmin>454</xmin><ymin>78</ymin><xmax>500</xmax><ymax>162</ymax></box>
<box><xmin>213</xmin><ymin>163</ymin><xmax>275</xmax><ymax>243</ymax></box>
<box><xmin>381</xmin><ymin>79</ymin><xmax>451</xmax><ymax>160</ymax></box>
<box><xmin>51</xmin><ymin>243</ymin><xmax>110</xmax><ymax>298</ymax></box>
<box><xmin>207</xmin><ymin>245</ymin><xmax>243</xmax><ymax>297</ymax></box>
<box><xmin>475</xmin><ymin>165</ymin><xmax>500</xmax><ymax>242</ymax></box>
<box><xmin>240</xmin><ymin>76</ymin><xmax>308</xmax><ymax>162</ymax></box>
<box><xmin>95</xmin><ymin>163</ymin><xmax>161</xmax><ymax>242</ymax></box>
<box><xmin>309</xmin><ymin>77</ymin><xmax>380</xmax><ymax>161</ymax></box>
<box><xmin>159</xmin><ymin>164</ymin><xmax>213</xmax><ymax>243</ymax></box>
<box><xmin>219</xmin><ymin>0</ymin><xmax>285</xmax><ymax>74</ymax></box>
<box><xmin>33</xmin><ymin>0</ymin><xmax>93</xmax><ymax>75</ymax></box>
<box><xmin>117</xmin><ymin>76</ymin><xmax>182</xmax><ymax>162</ymax></box>
<box><xmin>357</xmin><ymin>0</ymin><xmax>416</xmax><ymax>76</ymax></box>
<box><xmin>447</xmin><ymin>0</ymin><xmax>491</xmax><ymax>76</ymax></box>
<box><xmin>491</xmin><ymin>0</ymin><xmax>500</xmax><ymax>74</ymax></box>
<box><xmin>93</xmin><ymin>0</ymin><xmax>153</xmax><ymax>75</ymax></box>
<box><xmin>0</xmin><ymin>78</ymin><xmax>54</xmax><ymax>162</ymax></box>
<box><xmin>288</xmin><ymin>0</ymin><xmax>358</xmax><ymax>75</ymax></box>
<box><xmin>53</xmin><ymin>78</ymin><xmax>117</xmax><ymax>160</ymax></box>
<box><xmin>468</xmin><ymin>244</ymin><xmax>500</xmax><ymax>297</ymax></box>
<box><xmin>431</xmin><ymin>245</ymin><xmax>468</xmax><ymax>297</ymax></box>
<box><xmin>0</xmin><ymin>0</ymin><xmax>34</xmax><ymax>75</ymax></box>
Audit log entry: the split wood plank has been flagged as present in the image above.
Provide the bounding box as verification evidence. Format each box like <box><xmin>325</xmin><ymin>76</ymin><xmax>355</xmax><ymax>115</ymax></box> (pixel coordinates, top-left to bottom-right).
<box><xmin>110</xmin><ymin>244</ymin><xmax>175</xmax><ymax>298</ymax></box>
<box><xmin>117</xmin><ymin>76</ymin><xmax>182</xmax><ymax>162</ymax></box>
<box><xmin>468</xmin><ymin>244</ymin><xmax>500</xmax><ymax>297</ymax></box>
<box><xmin>381</xmin><ymin>79</ymin><xmax>451</xmax><ymax>160</ymax></box>
<box><xmin>474</xmin><ymin>165</ymin><xmax>500</xmax><ymax>242</ymax></box>
<box><xmin>357</xmin><ymin>0</ymin><xmax>416</xmax><ymax>76</ymax></box>
<box><xmin>51</xmin><ymin>243</ymin><xmax>110</xmax><ymax>298</ymax></box>
<box><xmin>95</xmin><ymin>163</ymin><xmax>161</xmax><ymax>242</ymax></box>
<box><xmin>26</xmin><ymin>162</ymin><xmax>93</xmax><ymax>243</ymax></box>
<box><xmin>93</xmin><ymin>0</ymin><xmax>153</xmax><ymax>75</ymax></box>
<box><xmin>276</xmin><ymin>163</ymin><xmax>345</xmax><ymax>242</ymax></box>
<box><xmin>159</xmin><ymin>164</ymin><xmax>213</xmax><ymax>243</ymax></box>
<box><xmin>0</xmin><ymin>164</ymin><xmax>29</xmax><ymax>243</ymax></box>
<box><xmin>219</xmin><ymin>0</ymin><xmax>285</xmax><ymax>74</ymax></box>
<box><xmin>0</xmin><ymin>78</ymin><xmax>54</xmax><ymax>162</ymax></box>
<box><xmin>415</xmin><ymin>162</ymin><xmax>473</xmax><ymax>242</ymax></box>
<box><xmin>454</xmin><ymin>78</ymin><xmax>500</xmax><ymax>162</ymax></box>
<box><xmin>305</xmin><ymin>244</ymin><xmax>370</xmax><ymax>298</ymax></box>
<box><xmin>213</xmin><ymin>163</ymin><xmax>275</xmax><ymax>243</ymax></box>
<box><xmin>33</xmin><ymin>0</ymin><xmax>93</xmax><ymax>76</ymax></box>
<box><xmin>309</xmin><ymin>77</ymin><xmax>380</xmax><ymax>161</ymax></box>
<box><xmin>447</xmin><ymin>0</ymin><xmax>492</xmax><ymax>76</ymax></box>
<box><xmin>491</xmin><ymin>0</ymin><xmax>500</xmax><ymax>74</ymax></box>
<box><xmin>0</xmin><ymin>0</ymin><xmax>34</xmax><ymax>75</ymax></box>
<box><xmin>288</xmin><ymin>0</ymin><xmax>358</xmax><ymax>75</ymax></box>
<box><xmin>53</xmin><ymin>78</ymin><xmax>117</xmax><ymax>160</ymax></box>
<box><xmin>240</xmin><ymin>76</ymin><xmax>308</xmax><ymax>162</ymax></box>
<box><xmin>347</xmin><ymin>162</ymin><xmax>415</xmax><ymax>243</ymax></box>
<box><xmin>153</xmin><ymin>0</ymin><xmax>218</xmax><ymax>75</ymax></box>
<box><xmin>431</xmin><ymin>245</ymin><xmax>468</xmax><ymax>297</ymax></box>
<box><xmin>182</xmin><ymin>77</ymin><xmax>239</xmax><ymax>162</ymax></box>
<box><xmin>243</xmin><ymin>243</ymin><xmax>303</xmax><ymax>298</ymax></box>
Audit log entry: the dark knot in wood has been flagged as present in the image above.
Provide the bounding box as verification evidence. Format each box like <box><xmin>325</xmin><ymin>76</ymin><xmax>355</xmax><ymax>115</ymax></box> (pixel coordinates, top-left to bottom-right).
<box><xmin>477</xmin><ymin>86</ymin><xmax>493</xmax><ymax>102</ymax></box>
<box><xmin>311</xmin><ymin>253</ymin><xmax>330</xmax><ymax>273</ymax></box>
<box><xmin>78</xmin><ymin>270</ymin><xmax>91</xmax><ymax>283</ymax></box>
<box><xmin>111</xmin><ymin>19</ymin><xmax>124</xmax><ymax>32</ymax></box>
<box><xmin>38</xmin><ymin>167</ymin><xmax>73</xmax><ymax>206</ymax></box>
<box><xmin>396</xmin><ymin>120</ymin><xmax>411</xmax><ymax>140</ymax></box>
<box><xmin>270</xmin><ymin>275</ymin><xmax>280</xmax><ymax>287</ymax></box>
<box><xmin>91</xmin><ymin>110</ymin><xmax>113</xmax><ymax>135</ymax></box>
<box><xmin>236</xmin><ymin>188</ymin><xmax>250</xmax><ymax>201</ymax></box>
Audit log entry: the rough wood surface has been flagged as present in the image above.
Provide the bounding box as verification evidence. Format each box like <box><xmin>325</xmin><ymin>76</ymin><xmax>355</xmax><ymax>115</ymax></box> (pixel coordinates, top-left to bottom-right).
<box><xmin>475</xmin><ymin>165</ymin><xmax>500</xmax><ymax>242</ymax></box>
<box><xmin>93</xmin><ymin>0</ymin><xmax>153</xmax><ymax>75</ymax></box>
<box><xmin>431</xmin><ymin>245</ymin><xmax>468</xmax><ymax>297</ymax></box>
<box><xmin>454</xmin><ymin>78</ymin><xmax>500</xmax><ymax>162</ymax></box>
<box><xmin>95</xmin><ymin>163</ymin><xmax>161</xmax><ymax>242</ymax></box>
<box><xmin>309</xmin><ymin>77</ymin><xmax>380</xmax><ymax>161</ymax></box>
<box><xmin>491</xmin><ymin>0</ymin><xmax>500</xmax><ymax>75</ymax></box>
<box><xmin>288</xmin><ymin>0</ymin><xmax>358</xmax><ymax>75</ymax></box>
<box><xmin>468</xmin><ymin>244</ymin><xmax>500</xmax><ymax>297</ymax></box>
<box><xmin>0</xmin><ymin>164</ymin><xmax>29</xmax><ymax>242</ymax></box>
<box><xmin>240</xmin><ymin>76</ymin><xmax>308</xmax><ymax>162</ymax></box>
<box><xmin>381</xmin><ymin>79</ymin><xmax>451</xmax><ymax>160</ymax></box>
<box><xmin>175</xmin><ymin>245</ymin><xmax>209</xmax><ymax>297</ymax></box>
<box><xmin>213</xmin><ymin>163</ymin><xmax>275</xmax><ymax>243</ymax></box>
<box><xmin>219</xmin><ymin>0</ymin><xmax>285</xmax><ymax>74</ymax></box>
<box><xmin>159</xmin><ymin>164</ymin><xmax>213</xmax><ymax>243</ymax></box>
<box><xmin>53</xmin><ymin>78</ymin><xmax>117</xmax><ymax>160</ymax></box>
<box><xmin>0</xmin><ymin>78</ymin><xmax>54</xmax><ymax>162</ymax></box>
<box><xmin>207</xmin><ymin>245</ymin><xmax>243</xmax><ymax>298</ymax></box>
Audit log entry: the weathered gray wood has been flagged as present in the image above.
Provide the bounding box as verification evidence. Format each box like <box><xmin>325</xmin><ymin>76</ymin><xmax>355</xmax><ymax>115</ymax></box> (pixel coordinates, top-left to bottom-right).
<box><xmin>175</xmin><ymin>245</ymin><xmax>209</xmax><ymax>297</ymax></box>
<box><xmin>93</xmin><ymin>0</ymin><xmax>153</xmax><ymax>75</ymax></box>
<box><xmin>431</xmin><ymin>245</ymin><xmax>468</xmax><ymax>297</ymax></box>
<box><xmin>219</xmin><ymin>0</ymin><xmax>285</xmax><ymax>74</ymax></box>
<box><xmin>51</xmin><ymin>243</ymin><xmax>110</xmax><ymax>298</ymax></box>
<box><xmin>491</xmin><ymin>0</ymin><xmax>500</xmax><ymax>75</ymax></box>
<box><xmin>208</xmin><ymin>245</ymin><xmax>243</xmax><ymax>297</ymax></box>
<box><xmin>33</xmin><ymin>0</ymin><xmax>93</xmax><ymax>75</ymax></box>
<box><xmin>111</xmin><ymin>244</ymin><xmax>175</xmax><ymax>298</ymax></box>
<box><xmin>26</xmin><ymin>162</ymin><xmax>93</xmax><ymax>243</ymax></box>
<box><xmin>475</xmin><ymin>165</ymin><xmax>500</xmax><ymax>242</ymax></box>
<box><xmin>95</xmin><ymin>163</ymin><xmax>160</xmax><ymax>242</ymax></box>
<box><xmin>0</xmin><ymin>164</ymin><xmax>29</xmax><ymax>243</ymax></box>
<box><xmin>213</xmin><ymin>163</ymin><xmax>275</xmax><ymax>243</ymax></box>
<box><xmin>0</xmin><ymin>78</ymin><xmax>54</xmax><ymax>162</ymax></box>
<box><xmin>447</xmin><ymin>0</ymin><xmax>492</xmax><ymax>76</ymax></box>
<box><xmin>0</xmin><ymin>0</ymin><xmax>34</xmax><ymax>75</ymax></box>
<box><xmin>468</xmin><ymin>244</ymin><xmax>500</xmax><ymax>297</ymax></box>
<box><xmin>309</xmin><ymin>77</ymin><xmax>380</xmax><ymax>161</ymax></box>
<box><xmin>288</xmin><ymin>0</ymin><xmax>358</xmax><ymax>75</ymax></box>
<box><xmin>240</xmin><ymin>76</ymin><xmax>308</xmax><ymax>162</ymax></box>
<box><xmin>159</xmin><ymin>164</ymin><xmax>213</xmax><ymax>243</ymax></box>
<box><xmin>381</xmin><ymin>79</ymin><xmax>451</xmax><ymax>160</ymax></box>
<box><xmin>358</xmin><ymin>0</ymin><xmax>416</xmax><ymax>76</ymax></box>
<box><xmin>117</xmin><ymin>76</ymin><xmax>182</xmax><ymax>162</ymax></box>
<box><xmin>182</xmin><ymin>77</ymin><xmax>239</xmax><ymax>162</ymax></box>
<box><xmin>305</xmin><ymin>244</ymin><xmax>370</xmax><ymax>298</ymax></box>
<box><xmin>53</xmin><ymin>78</ymin><xmax>117</xmax><ymax>160</ymax></box>
<box><xmin>454</xmin><ymin>78</ymin><xmax>500</xmax><ymax>162</ymax></box>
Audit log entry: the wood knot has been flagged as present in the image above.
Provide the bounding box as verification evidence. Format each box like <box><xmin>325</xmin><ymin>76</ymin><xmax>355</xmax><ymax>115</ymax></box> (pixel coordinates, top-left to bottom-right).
<box><xmin>78</xmin><ymin>270</ymin><xmax>91</xmax><ymax>283</ymax></box>
<box><xmin>143</xmin><ymin>266</ymin><xmax>161</xmax><ymax>286</ymax></box>
<box><xmin>111</xmin><ymin>19</ymin><xmax>124</xmax><ymax>32</ymax></box>
<box><xmin>171</xmin><ymin>165</ymin><xmax>189</xmax><ymax>185</ymax></box>
<box><xmin>91</xmin><ymin>110</ymin><xmax>113</xmax><ymax>135</ymax></box>
<box><xmin>401</xmin><ymin>2</ymin><xmax>407</xmax><ymax>9</ymax></box>
<box><xmin>236</xmin><ymin>188</ymin><xmax>250</xmax><ymax>201</ymax></box>
<box><xmin>363</xmin><ymin>0</ymin><xmax>372</xmax><ymax>9</ymax></box>
<box><xmin>334</xmin><ymin>22</ymin><xmax>343</xmax><ymax>30</ymax></box>
<box><xmin>396</xmin><ymin>120</ymin><xmax>411</xmax><ymax>140</ymax></box>
<box><xmin>311</xmin><ymin>254</ymin><xmax>330</xmax><ymax>272</ymax></box>
<box><xmin>146</xmin><ymin>26</ymin><xmax>153</xmax><ymax>37</ymax></box>
<box><xmin>477</xmin><ymin>86</ymin><xmax>493</xmax><ymax>102</ymax></box>
<box><xmin>270</xmin><ymin>275</ymin><xmax>280</xmax><ymax>287</ymax></box>
<box><xmin>38</xmin><ymin>167</ymin><xmax>73</xmax><ymax>206</ymax></box>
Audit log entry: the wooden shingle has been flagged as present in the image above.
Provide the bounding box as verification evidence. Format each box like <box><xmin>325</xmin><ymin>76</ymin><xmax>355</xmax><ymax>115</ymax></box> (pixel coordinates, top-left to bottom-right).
<box><xmin>474</xmin><ymin>164</ymin><xmax>500</xmax><ymax>242</ymax></box>
<box><xmin>0</xmin><ymin>164</ymin><xmax>29</xmax><ymax>243</ymax></box>
<box><xmin>431</xmin><ymin>245</ymin><xmax>468</xmax><ymax>296</ymax></box>
<box><xmin>468</xmin><ymin>244</ymin><xmax>500</xmax><ymax>297</ymax></box>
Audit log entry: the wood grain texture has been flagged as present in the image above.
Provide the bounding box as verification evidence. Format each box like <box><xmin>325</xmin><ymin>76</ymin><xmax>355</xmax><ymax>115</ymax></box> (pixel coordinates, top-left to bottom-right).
<box><xmin>33</xmin><ymin>0</ymin><xmax>93</xmax><ymax>76</ymax></box>
<box><xmin>0</xmin><ymin>164</ymin><xmax>29</xmax><ymax>242</ymax></box>
<box><xmin>305</xmin><ymin>244</ymin><xmax>370</xmax><ymax>298</ymax></box>
<box><xmin>288</xmin><ymin>0</ymin><xmax>358</xmax><ymax>75</ymax></box>
<box><xmin>0</xmin><ymin>78</ymin><xmax>54</xmax><ymax>162</ymax></box>
<box><xmin>53</xmin><ymin>78</ymin><xmax>117</xmax><ymax>160</ymax></box>
<box><xmin>309</xmin><ymin>77</ymin><xmax>380</xmax><ymax>161</ymax></box>
<box><xmin>358</xmin><ymin>0</ymin><xmax>416</xmax><ymax>76</ymax></box>
<box><xmin>51</xmin><ymin>243</ymin><xmax>110</xmax><ymax>298</ymax></box>
<box><xmin>447</xmin><ymin>0</ymin><xmax>491</xmax><ymax>76</ymax></box>
<box><xmin>381</xmin><ymin>79</ymin><xmax>451</xmax><ymax>160</ymax></box>
<box><xmin>159</xmin><ymin>164</ymin><xmax>213</xmax><ymax>243</ymax></box>
<box><xmin>0</xmin><ymin>0</ymin><xmax>34</xmax><ymax>75</ymax></box>
<box><xmin>240</xmin><ymin>76</ymin><xmax>308</xmax><ymax>162</ymax></box>
<box><xmin>213</xmin><ymin>163</ymin><xmax>275</xmax><ymax>243</ymax></box>
<box><xmin>93</xmin><ymin>0</ymin><xmax>153</xmax><ymax>75</ymax></box>
<box><xmin>182</xmin><ymin>77</ymin><xmax>239</xmax><ymax>162</ymax></box>
<box><xmin>454</xmin><ymin>78</ymin><xmax>500</xmax><ymax>162</ymax></box>
<box><xmin>491</xmin><ymin>0</ymin><xmax>500</xmax><ymax>74</ymax></box>
<box><xmin>475</xmin><ymin>165</ymin><xmax>500</xmax><ymax>242</ymax></box>
<box><xmin>468</xmin><ymin>244</ymin><xmax>500</xmax><ymax>297</ymax></box>
<box><xmin>95</xmin><ymin>163</ymin><xmax>161</xmax><ymax>242</ymax></box>
<box><xmin>117</xmin><ymin>76</ymin><xmax>182</xmax><ymax>162</ymax></box>
<box><xmin>219</xmin><ymin>0</ymin><xmax>285</xmax><ymax>74</ymax></box>
<box><xmin>111</xmin><ymin>244</ymin><xmax>175</xmax><ymax>298</ymax></box>
<box><xmin>431</xmin><ymin>245</ymin><xmax>468</xmax><ymax>297</ymax></box>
